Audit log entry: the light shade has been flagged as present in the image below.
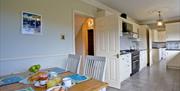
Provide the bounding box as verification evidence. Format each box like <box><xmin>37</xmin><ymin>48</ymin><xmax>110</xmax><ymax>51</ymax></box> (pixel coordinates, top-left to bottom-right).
<box><xmin>157</xmin><ymin>20</ymin><xmax>163</xmax><ymax>26</ymax></box>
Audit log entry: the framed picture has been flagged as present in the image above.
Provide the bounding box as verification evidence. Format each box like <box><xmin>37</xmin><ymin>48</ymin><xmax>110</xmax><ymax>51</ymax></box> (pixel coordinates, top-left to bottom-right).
<box><xmin>21</xmin><ymin>12</ymin><xmax>42</xmax><ymax>35</ymax></box>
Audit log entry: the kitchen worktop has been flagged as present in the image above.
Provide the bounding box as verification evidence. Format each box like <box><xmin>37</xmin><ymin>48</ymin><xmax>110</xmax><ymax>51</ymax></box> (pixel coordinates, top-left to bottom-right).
<box><xmin>120</xmin><ymin>49</ymin><xmax>144</xmax><ymax>55</ymax></box>
<box><xmin>166</xmin><ymin>49</ymin><xmax>180</xmax><ymax>51</ymax></box>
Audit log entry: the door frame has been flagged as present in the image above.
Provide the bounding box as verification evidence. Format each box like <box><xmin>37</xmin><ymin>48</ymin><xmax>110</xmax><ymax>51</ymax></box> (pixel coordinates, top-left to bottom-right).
<box><xmin>72</xmin><ymin>10</ymin><xmax>94</xmax><ymax>54</ymax></box>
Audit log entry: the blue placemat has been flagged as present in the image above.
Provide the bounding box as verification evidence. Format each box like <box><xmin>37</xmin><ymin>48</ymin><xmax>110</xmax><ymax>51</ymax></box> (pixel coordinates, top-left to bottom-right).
<box><xmin>0</xmin><ymin>75</ymin><xmax>24</xmax><ymax>86</ymax></box>
<box><xmin>49</xmin><ymin>67</ymin><xmax>65</xmax><ymax>74</ymax></box>
<box><xmin>67</xmin><ymin>74</ymin><xmax>89</xmax><ymax>83</ymax></box>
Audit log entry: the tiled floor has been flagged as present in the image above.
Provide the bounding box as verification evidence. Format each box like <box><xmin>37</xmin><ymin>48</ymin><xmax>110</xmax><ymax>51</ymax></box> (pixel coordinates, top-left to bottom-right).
<box><xmin>107</xmin><ymin>60</ymin><xmax>180</xmax><ymax>91</ymax></box>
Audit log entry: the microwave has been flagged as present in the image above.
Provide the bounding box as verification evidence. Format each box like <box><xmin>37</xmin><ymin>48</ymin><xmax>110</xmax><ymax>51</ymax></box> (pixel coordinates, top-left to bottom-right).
<box><xmin>122</xmin><ymin>21</ymin><xmax>133</xmax><ymax>32</ymax></box>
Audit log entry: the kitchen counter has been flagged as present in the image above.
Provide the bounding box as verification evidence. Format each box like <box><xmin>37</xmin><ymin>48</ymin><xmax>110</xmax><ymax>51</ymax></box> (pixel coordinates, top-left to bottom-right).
<box><xmin>166</xmin><ymin>49</ymin><xmax>180</xmax><ymax>51</ymax></box>
<box><xmin>120</xmin><ymin>50</ymin><xmax>136</xmax><ymax>55</ymax></box>
<box><xmin>120</xmin><ymin>52</ymin><xmax>131</xmax><ymax>55</ymax></box>
<box><xmin>139</xmin><ymin>49</ymin><xmax>147</xmax><ymax>51</ymax></box>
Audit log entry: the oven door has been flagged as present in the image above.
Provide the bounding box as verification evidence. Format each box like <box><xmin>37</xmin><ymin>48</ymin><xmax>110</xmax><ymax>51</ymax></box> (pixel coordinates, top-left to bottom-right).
<box><xmin>131</xmin><ymin>60</ymin><xmax>140</xmax><ymax>75</ymax></box>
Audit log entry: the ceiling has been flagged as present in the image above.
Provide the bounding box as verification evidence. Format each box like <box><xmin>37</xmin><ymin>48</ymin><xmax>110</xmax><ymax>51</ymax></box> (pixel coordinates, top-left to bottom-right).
<box><xmin>96</xmin><ymin>0</ymin><xmax>180</xmax><ymax>23</ymax></box>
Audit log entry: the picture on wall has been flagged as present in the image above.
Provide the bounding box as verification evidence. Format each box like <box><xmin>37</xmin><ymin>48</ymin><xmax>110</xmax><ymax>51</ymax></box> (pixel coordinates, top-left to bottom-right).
<box><xmin>22</xmin><ymin>12</ymin><xmax>42</xmax><ymax>35</ymax></box>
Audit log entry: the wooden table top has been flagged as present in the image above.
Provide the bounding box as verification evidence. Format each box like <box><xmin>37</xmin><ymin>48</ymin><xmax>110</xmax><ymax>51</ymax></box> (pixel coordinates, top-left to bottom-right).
<box><xmin>0</xmin><ymin>72</ymin><xmax>108</xmax><ymax>91</ymax></box>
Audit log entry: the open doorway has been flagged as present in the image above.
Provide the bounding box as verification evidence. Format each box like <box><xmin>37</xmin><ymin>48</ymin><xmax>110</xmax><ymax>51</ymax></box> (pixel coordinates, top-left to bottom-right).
<box><xmin>73</xmin><ymin>12</ymin><xmax>95</xmax><ymax>57</ymax></box>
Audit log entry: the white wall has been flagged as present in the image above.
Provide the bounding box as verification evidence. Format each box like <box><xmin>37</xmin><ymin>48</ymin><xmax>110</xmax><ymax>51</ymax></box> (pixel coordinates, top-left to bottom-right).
<box><xmin>0</xmin><ymin>0</ymin><xmax>97</xmax><ymax>76</ymax></box>
<box><xmin>120</xmin><ymin>36</ymin><xmax>138</xmax><ymax>50</ymax></box>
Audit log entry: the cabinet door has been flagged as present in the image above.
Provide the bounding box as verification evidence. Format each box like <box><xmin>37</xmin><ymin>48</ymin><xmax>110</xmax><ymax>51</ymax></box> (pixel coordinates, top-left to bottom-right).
<box><xmin>120</xmin><ymin>55</ymin><xmax>127</xmax><ymax>82</ymax></box>
<box><xmin>120</xmin><ymin>54</ymin><xmax>131</xmax><ymax>82</ymax></box>
<box><xmin>140</xmin><ymin>51</ymin><xmax>147</xmax><ymax>70</ymax></box>
<box><xmin>133</xmin><ymin>23</ymin><xmax>138</xmax><ymax>33</ymax></box>
<box><xmin>139</xmin><ymin>26</ymin><xmax>147</xmax><ymax>49</ymax></box>
<box><xmin>153</xmin><ymin>30</ymin><xmax>159</xmax><ymax>42</ymax></box>
<box><xmin>144</xmin><ymin>51</ymin><xmax>147</xmax><ymax>67</ymax></box>
<box><xmin>158</xmin><ymin>31</ymin><xmax>166</xmax><ymax>42</ymax></box>
<box><xmin>140</xmin><ymin>52</ymin><xmax>144</xmax><ymax>70</ymax></box>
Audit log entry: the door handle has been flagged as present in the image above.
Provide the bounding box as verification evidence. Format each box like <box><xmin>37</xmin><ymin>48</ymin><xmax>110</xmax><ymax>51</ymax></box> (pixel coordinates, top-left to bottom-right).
<box><xmin>114</xmin><ymin>54</ymin><xmax>120</xmax><ymax>58</ymax></box>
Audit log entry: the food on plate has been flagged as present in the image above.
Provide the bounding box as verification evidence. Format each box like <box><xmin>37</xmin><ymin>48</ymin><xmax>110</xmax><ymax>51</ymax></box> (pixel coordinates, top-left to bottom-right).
<box><xmin>28</xmin><ymin>71</ymin><xmax>48</xmax><ymax>83</ymax></box>
<box><xmin>54</xmin><ymin>77</ymin><xmax>61</xmax><ymax>83</ymax></box>
<box><xmin>47</xmin><ymin>80</ymin><xmax>57</xmax><ymax>88</ymax></box>
<box><xmin>47</xmin><ymin>77</ymin><xmax>62</xmax><ymax>88</ymax></box>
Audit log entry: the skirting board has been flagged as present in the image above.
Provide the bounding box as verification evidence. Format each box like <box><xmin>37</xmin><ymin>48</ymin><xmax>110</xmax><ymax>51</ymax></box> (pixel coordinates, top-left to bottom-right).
<box><xmin>167</xmin><ymin>65</ymin><xmax>180</xmax><ymax>70</ymax></box>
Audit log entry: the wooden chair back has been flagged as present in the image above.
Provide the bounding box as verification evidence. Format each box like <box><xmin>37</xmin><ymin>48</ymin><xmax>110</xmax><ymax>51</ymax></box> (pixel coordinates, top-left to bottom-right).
<box><xmin>66</xmin><ymin>54</ymin><xmax>82</xmax><ymax>74</ymax></box>
<box><xmin>83</xmin><ymin>55</ymin><xmax>106</xmax><ymax>81</ymax></box>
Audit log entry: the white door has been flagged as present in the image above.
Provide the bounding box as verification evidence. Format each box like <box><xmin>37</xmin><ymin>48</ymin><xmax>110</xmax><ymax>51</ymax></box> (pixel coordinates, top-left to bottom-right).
<box><xmin>95</xmin><ymin>15</ymin><xmax>121</xmax><ymax>89</ymax></box>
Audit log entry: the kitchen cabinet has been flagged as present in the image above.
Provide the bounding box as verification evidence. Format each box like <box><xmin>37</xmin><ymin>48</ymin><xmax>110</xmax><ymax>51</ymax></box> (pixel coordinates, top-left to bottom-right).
<box><xmin>158</xmin><ymin>31</ymin><xmax>166</xmax><ymax>42</ymax></box>
<box><xmin>140</xmin><ymin>50</ymin><xmax>147</xmax><ymax>71</ymax></box>
<box><xmin>152</xmin><ymin>30</ymin><xmax>166</xmax><ymax>42</ymax></box>
<box><xmin>166</xmin><ymin>22</ymin><xmax>180</xmax><ymax>41</ymax></box>
<box><xmin>152</xmin><ymin>30</ymin><xmax>158</xmax><ymax>42</ymax></box>
<box><xmin>152</xmin><ymin>49</ymin><xmax>159</xmax><ymax>63</ymax></box>
<box><xmin>120</xmin><ymin>53</ymin><xmax>131</xmax><ymax>82</ymax></box>
<box><xmin>152</xmin><ymin>48</ymin><xmax>166</xmax><ymax>63</ymax></box>
<box><xmin>132</xmin><ymin>23</ymin><xmax>140</xmax><ymax>38</ymax></box>
<box><xmin>149</xmin><ymin>49</ymin><xmax>153</xmax><ymax>66</ymax></box>
<box><xmin>159</xmin><ymin>48</ymin><xmax>166</xmax><ymax>60</ymax></box>
<box><xmin>121</xmin><ymin>18</ymin><xmax>139</xmax><ymax>38</ymax></box>
<box><xmin>139</xmin><ymin>26</ymin><xmax>147</xmax><ymax>49</ymax></box>
<box><xmin>133</xmin><ymin>23</ymin><xmax>139</xmax><ymax>33</ymax></box>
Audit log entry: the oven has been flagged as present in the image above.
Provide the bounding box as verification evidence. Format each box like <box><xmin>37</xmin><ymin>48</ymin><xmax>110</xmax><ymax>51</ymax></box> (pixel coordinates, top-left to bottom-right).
<box><xmin>130</xmin><ymin>50</ymin><xmax>140</xmax><ymax>76</ymax></box>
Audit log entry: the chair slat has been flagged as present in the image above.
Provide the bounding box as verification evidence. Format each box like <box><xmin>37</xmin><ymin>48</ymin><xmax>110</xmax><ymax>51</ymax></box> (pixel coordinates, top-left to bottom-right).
<box><xmin>66</xmin><ymin>54</ymin><xmax>82</xmax><ymax>74</ymax></box>
<box><xmin>83</xmin><ymin>55</ymin><xmax>106</xmax><ymax>81</ymax></box>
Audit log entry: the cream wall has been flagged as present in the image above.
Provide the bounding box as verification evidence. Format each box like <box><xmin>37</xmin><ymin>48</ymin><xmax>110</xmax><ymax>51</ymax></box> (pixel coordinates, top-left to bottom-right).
<box><xmin>0</xmin><ymin>0</ymin><xmax>97</xmax><ymax>76</ymax></box>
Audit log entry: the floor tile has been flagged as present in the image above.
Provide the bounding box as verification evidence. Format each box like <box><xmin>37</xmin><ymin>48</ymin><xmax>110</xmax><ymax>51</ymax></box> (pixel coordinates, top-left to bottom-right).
<box><xmin>107</xmin><ymin>60</ymin><xmax>180</xmax><ymax>91</ymax></box>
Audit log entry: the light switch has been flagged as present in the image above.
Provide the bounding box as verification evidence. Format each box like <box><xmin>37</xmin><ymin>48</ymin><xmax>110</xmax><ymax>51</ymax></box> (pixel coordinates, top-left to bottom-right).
<box><xmin>60</xmin><ymin>34</ymin><xmax>65</xmax><ymax>40</ymax></box>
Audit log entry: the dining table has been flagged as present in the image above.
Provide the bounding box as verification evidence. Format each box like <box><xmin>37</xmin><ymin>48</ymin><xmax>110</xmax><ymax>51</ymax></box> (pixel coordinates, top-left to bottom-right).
<box><xmin>0</xmin><ymin>67</ymin><xmax>108</xmax><ymax>91</ymax></box>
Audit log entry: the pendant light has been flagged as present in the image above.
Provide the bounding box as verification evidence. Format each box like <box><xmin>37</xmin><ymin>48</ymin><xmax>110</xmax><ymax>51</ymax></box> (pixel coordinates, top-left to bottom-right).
<box><xmin>157</xmin><ymin>11</ymin><xmax>164</xmax><ymax>27</ymax></box>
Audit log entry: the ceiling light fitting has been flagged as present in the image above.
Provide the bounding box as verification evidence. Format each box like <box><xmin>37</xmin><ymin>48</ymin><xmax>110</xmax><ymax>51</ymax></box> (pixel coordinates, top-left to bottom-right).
<box><xmin>157</xmin><ymin>11</ymin><xmax>164</xmax><ymax>27</ymax></box>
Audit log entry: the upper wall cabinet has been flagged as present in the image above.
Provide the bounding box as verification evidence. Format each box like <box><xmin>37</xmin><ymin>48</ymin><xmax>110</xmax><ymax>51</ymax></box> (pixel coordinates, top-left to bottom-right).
<box><xmin>158</xmin><ymin>31</ymin><xmax>166</xmax><ymax>42</ymax></box>
<box><xmin>120</xmin><ymin>17</ymin><xmax>139</xmax><ymax>38</ymax></box>
<box><xmin>166</xmin><ymin>22</ymin><xmax>180</xmax><ymax>41</ymax></box>
<box><xmin>152</xmin><ymin>30</ymin><xmax>166</xmax><ymax>42</ymax></box>
<box><xmin>152</xmin><ymin>30</ymin><xmax>159</xmax><ymax>42</ymax></box>
<box><xmin>133</xmin><ymin>23</ymin><xmax>139</xmax><ymax>33</ymax></box>
<box><xmin>132</xmin><ymin>23</ymin><xmax>140</xmax><ymax>38</ymax></box>
<box><xmin>139</xmin><ymin>26</ymin><xmax>147</xmax><ymax>49</ymax></box>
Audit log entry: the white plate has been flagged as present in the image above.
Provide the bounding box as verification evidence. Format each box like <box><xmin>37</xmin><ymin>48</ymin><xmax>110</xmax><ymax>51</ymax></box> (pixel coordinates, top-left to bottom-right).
<box><xmin>46</xmin><ymin>86</ymin><xmax>62</xmax><ymax>91</ymax></box>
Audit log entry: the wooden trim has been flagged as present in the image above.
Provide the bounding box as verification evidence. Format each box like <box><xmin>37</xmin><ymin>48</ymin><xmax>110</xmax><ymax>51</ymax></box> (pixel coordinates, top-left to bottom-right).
<box><xmin>167</xmin><ymin>66</ymin><xmax>180</xmax><ymax>70</ymax></box>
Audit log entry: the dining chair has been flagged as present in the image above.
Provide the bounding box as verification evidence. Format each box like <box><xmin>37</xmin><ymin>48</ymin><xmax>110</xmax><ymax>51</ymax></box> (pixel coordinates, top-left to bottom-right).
<box><xmin>83</xmin><ymin>55</ymin><xmax>106</xmax><ymax>81</ymax></box>
<box><xmin>65</xmin><ymin>54</ymin><xmax>82</xmax><ymax>74</ymax></box>
<box><xmin>83</xmin><ymin>55</ymin><xmax>107</xmax><ymax>91</ymax></box>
